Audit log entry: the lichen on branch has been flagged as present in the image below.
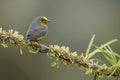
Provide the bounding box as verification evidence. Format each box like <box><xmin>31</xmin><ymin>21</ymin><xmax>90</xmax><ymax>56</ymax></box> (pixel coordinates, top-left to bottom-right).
<box><xmin>0</xmin><ymin>27</ymin><xmax>120</xmax><ymax>80</ymax></box>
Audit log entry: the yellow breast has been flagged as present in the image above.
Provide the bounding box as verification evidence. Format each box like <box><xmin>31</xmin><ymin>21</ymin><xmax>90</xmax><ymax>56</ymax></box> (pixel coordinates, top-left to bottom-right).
<box><xmin>30</xmin><ymin>36</ymin><xmax>46</xmax><ymax>42</ymax></box>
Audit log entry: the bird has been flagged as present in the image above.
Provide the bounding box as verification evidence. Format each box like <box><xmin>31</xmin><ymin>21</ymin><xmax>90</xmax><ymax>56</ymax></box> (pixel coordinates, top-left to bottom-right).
<box><xmin>26</xmin><ymin>16</ymin><xmax>50</xmax><ymax>42</ymax></box>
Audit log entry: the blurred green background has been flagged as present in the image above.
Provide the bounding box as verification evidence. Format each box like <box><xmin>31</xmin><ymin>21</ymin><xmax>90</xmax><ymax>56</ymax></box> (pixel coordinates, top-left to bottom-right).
<box><xmin>0</xmin><ymin>0</ymin><xmax>120</xmax><ymax>80</ymax></box>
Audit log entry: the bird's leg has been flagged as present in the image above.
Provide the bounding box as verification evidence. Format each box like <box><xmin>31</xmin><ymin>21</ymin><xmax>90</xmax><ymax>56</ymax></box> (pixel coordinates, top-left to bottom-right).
<box><xmin>38</xmin><ymin>42</ymin><xmax>42</xmax><ymax>49</ymax></box>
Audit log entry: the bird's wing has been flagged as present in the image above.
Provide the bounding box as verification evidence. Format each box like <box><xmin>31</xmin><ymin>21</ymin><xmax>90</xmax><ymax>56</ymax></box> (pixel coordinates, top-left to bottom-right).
<box><xmin>26</xmin><ymin>25</ymin><xmax>47</xmax><ymax>40</ymax></box>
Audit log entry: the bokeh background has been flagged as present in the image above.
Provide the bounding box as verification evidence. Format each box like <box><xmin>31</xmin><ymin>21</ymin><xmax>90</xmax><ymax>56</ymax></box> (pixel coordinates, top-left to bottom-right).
<box><xmin>0</xmin><ymin>0</ymin><xmax>120</xmax><ymax>80</ymax></box>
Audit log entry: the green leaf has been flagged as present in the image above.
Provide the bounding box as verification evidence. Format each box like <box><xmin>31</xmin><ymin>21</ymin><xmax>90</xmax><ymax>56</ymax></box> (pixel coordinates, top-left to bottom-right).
<box><xmin>85</xmin><ymin>34</ymin><xmax>95</xmax><ymax>60</ymax></box>
<box><xmin>91</xmin><ymin>39</ymin><xmax>118</xmax><ymax>54</ymax></box>
<box><xmin>103</xmin><ymin>46</ymin><xmax>117</xmax><ymax>64</ymax></box>
<box><xmin>93</xmin><ymin>44</ymin><xmax>117</xmax><ymax>65</ymax></box>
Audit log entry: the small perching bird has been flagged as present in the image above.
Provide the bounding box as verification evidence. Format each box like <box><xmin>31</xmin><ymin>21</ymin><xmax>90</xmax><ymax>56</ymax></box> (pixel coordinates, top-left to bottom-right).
<box><xmin>26</xmin><ymin>16</ymin><xmax>50</xmax><ymax>42</ymax></box>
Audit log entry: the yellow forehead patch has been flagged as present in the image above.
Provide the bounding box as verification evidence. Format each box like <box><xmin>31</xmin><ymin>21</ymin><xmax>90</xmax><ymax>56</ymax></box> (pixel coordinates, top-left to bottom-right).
<box><xmin>42</xmin><ymin>16</ymin><xmax>48</xmax><ymax>20</ymax></box>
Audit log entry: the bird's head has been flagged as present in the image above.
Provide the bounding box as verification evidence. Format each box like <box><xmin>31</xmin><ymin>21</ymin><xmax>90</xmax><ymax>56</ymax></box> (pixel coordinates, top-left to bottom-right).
<box><xmin>33</xmin><ymin>16</ymin><xmax>50</xmax><ymax>26</ymax></box>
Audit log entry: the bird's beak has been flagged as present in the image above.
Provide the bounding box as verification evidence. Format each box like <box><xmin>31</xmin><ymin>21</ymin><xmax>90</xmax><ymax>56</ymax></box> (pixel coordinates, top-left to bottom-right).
<box><xmin>46</xmin><ymin>19</ymin><xmax>51</xmax><ymax>23</ymax></box>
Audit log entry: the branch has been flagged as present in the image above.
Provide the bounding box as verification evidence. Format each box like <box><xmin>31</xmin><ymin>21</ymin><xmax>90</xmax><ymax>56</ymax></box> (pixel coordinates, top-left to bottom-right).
<box><xmin>0</xmin><ymin>28</ymin><xmax>120</xmax><ymax>80</ymax></box>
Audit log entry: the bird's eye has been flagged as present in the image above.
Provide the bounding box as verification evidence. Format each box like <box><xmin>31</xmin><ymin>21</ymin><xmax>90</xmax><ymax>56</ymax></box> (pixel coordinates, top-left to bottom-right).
<box><xmin>41</xmin><ymin>18</ymin><xmax>46</xmax><ymax>21</ymax></box>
